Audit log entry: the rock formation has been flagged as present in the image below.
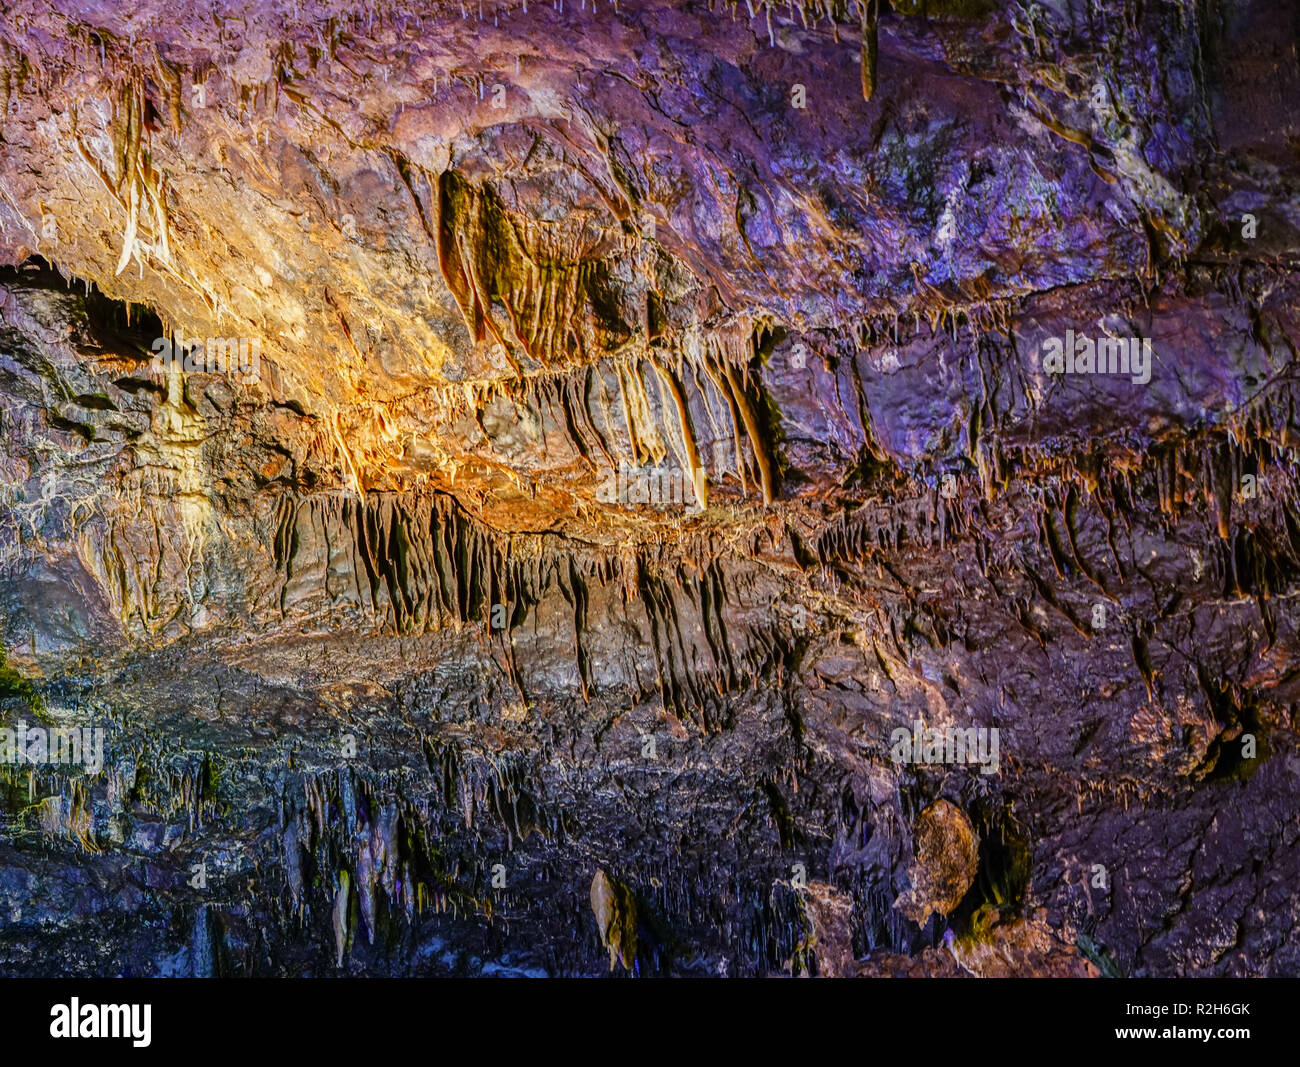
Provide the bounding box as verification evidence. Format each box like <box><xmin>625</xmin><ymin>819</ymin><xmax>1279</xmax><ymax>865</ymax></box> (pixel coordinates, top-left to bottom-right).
<box><xmin>0</xmin><ymin>0</ymin><xmax>1297</xmax><ymax>976</ymax></box>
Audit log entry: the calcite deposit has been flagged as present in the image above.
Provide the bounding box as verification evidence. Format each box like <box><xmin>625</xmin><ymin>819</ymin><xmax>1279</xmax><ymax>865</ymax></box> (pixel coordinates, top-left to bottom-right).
<box><xmin>0</xmin><ymin>0</ymin><xmax>1297</xmax><ymax>976</ymax></box>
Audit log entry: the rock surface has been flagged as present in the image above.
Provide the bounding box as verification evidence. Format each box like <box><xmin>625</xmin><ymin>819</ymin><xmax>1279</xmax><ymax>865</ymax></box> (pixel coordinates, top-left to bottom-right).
<box><xmin>894</xmin><ymin>798</ymin><xmax>978</xmax><ymax>926</ymax></box>
<box><xmin>0</xmin><ymin>0</ymin><xmax>1297</xmax><ymax>976</ymax></box>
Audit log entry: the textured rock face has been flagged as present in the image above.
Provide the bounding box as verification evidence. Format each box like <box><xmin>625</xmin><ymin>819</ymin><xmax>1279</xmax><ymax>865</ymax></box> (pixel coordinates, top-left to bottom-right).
<box><xmin>893</xmin><ymin>798</ymin><xmax>978</xmax><ymax>927</ymax></box>
<box><xmin>0</xmin><ymin>0</ymin><xmax>1298</xmax><ymax>976</ymax></box>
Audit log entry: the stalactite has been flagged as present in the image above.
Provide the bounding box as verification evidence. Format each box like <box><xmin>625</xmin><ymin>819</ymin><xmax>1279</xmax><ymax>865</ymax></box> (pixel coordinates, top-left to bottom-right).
<box><xmin>647</xmin><ymin>354</ymin><xmax>707</xmax><ymax>509</ymax></box>
<box><xmin>860</xmin><ymin>0</ymin><xmax>878</xmax><ymax>102</ymax></box>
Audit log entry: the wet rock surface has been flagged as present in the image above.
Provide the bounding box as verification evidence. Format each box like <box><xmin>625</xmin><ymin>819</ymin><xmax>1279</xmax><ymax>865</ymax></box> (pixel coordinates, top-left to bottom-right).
<box><xmin>0</xmin><ymin>0</ymin><xmax>1297</xmax><ymax>976</ymax></box>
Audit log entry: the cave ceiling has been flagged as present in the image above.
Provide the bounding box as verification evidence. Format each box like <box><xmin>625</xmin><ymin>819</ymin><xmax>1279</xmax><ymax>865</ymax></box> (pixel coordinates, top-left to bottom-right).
<box><xmin>0</xmin><ymin>0</ymin><xmax>1298</xmax><ymax>978</ymax></box>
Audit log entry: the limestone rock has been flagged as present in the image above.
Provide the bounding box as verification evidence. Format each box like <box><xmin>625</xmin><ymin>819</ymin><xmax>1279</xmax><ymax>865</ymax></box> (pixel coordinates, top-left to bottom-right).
<box><xmin>590</xmin><ymin>869</ymin><xmax>637</xmax><ymax>973</ymax></box>
<box><xmin>894</xmin><ymin>800</ymin><xmax>979</xmax><ymax>927</ymax></box>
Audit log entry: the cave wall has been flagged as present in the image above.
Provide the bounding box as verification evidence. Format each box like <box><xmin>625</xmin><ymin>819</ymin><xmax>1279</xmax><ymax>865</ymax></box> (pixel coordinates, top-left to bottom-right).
<box><xmin>0</xmin><ymin>0</ymin><xmax>1297</xmax><ymax>976</ymax></box>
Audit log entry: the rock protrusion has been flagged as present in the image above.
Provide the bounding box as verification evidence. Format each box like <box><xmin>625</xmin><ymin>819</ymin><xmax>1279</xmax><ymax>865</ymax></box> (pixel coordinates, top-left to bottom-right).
<box><xmin>590</xmin><ymin>868</ymin><xmax>638</xmax><ymax>972</ymax></box>
<box><xmin>894</xmin><ymin>799</ymin><xmax>979</xmax><ymax>927</ymax></box>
